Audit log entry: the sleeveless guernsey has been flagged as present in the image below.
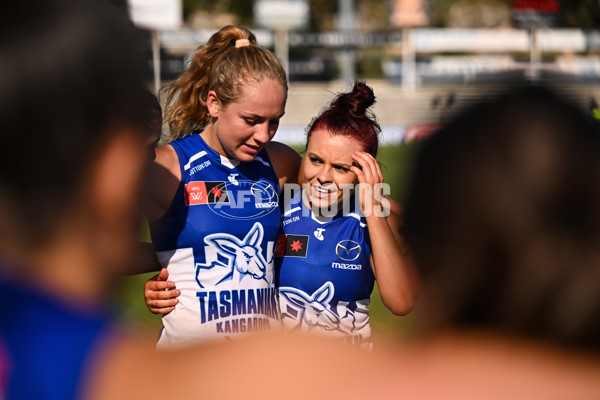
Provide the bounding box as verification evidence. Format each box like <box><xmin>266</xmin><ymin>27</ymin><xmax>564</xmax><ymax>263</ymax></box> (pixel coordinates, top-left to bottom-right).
<box><xmin>275</xmin><ymin>191</ymin><xmax>375</xmax><ymax>348</ymax></box>
<box><xmin>150</xmin><ymin>134</ymin><xmax>281</xmax><ymax>349</ymax></box>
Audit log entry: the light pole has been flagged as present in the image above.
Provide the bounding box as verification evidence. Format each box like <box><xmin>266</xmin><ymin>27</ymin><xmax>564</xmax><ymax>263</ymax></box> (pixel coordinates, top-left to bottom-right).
<box><xmin>337</xmin><ymin>0</ymin><xmax>357</xmax><ymax>86</ymax></box>
<box><xmin>254</xmin><ymin>0</ymin><xmax>309</xmax><ymax>80</ymax></box>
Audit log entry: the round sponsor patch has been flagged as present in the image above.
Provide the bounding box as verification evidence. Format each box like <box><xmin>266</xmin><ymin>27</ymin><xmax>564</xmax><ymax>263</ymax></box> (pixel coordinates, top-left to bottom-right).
<box><xmin>208</xmin><ymin>180</ymin><xmax>279</xmax><ymax>220</ymax></box>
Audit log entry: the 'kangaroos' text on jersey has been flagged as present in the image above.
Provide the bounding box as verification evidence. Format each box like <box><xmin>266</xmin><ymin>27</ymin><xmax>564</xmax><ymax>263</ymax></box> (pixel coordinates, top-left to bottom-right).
<box><xmin>150</xmin><ymin>133</ymin><xmax>281</xmax><ymax>349</ymax></box>
<box><xmin>275</xmin><ymin>191</ymin><xmax>374</xmax><ymax>349</ymax></box>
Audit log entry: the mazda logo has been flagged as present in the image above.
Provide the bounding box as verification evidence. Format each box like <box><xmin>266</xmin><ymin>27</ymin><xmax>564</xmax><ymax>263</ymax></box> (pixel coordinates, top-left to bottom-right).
<box><xmin>251</xmin><ymin>181</ymin><xmax>276</xmax><ymax>202</ymax></box>
<box><xmin>335</xmin><ymin>240</ymin><xmax>361</xmax><ymax>261</ymax></box>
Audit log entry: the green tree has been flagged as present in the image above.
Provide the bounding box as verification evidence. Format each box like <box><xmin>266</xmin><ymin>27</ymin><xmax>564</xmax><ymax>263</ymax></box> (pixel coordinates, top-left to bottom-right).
<box><xmin>429</xmin><ymin>0</ymin><xmax>455</xmax><ymax>27</ymax></box>
<box><xmin>183</xmin><ymin>0</ymin><xmax>253</xmax><ymax>25</ymax></box>
<box><xmin>560</xmin><ymin>0</ymin><xmax>600</xmax><ymax>28</ymax></box>
<box><xmin>309</xmin><ymin>0</ymin><xmax>337</xmax><ymax>30</ymax></box>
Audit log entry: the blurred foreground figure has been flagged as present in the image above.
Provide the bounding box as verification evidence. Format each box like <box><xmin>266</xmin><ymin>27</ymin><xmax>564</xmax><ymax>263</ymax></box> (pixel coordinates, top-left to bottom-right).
<box><xmin>5</xmin><ymin>2</ymin><xmax>600</xmax><ymax>397</ymax></box>
<box><xmin>399</xmin><ymin>84</ymin><xmax>600</xmax><ymax>398</ymax></box>
<box><xmin>0</xmin><ymin>0</ymin><xmax>151</xmax><ymax>398</ymax></box>
<box><xmin>0</xmin><ymin>1</ymin><xmax>393</xmax><ymax>399</ymax></box>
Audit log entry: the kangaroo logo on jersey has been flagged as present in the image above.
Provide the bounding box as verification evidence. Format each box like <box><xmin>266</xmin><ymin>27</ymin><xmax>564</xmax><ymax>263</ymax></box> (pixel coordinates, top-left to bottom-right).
<box><xmin>185</xmin><ymin>181</ymin><xmax>229</xmax><ymax>206</ymax></box>
<box><xmin>336</xmin><ymin>240</ymin><xmax>361</xmax><ymax>261</ymax></box>
<box><xmin>279</xmin><ymin>282</ymin><xmax>339</xmax><ymax>331</ymax></box>
<box><xmin>279</xmin><ymin>283</ymin><xmax>362</xmax><ymax>337</ymax></box>
<box><xmin>275</xmin><ymin>234</ymin><xmax>308</xmax><ymax>257</ymax></box>
<box><xmin>195</xmin><ymin>222</ymin><xmax>270</xmax><ymax>288</ymax></box>
<box><xmin>314</xmin><ymin>228</ymin><xmax>325</xmax><ymax>241</ymax></box>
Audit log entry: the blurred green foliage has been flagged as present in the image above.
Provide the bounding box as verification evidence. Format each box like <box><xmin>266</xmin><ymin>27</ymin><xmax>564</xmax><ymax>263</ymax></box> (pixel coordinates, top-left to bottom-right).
<box><xmin>561</xmin><ymin>0</ymin><xmax>600</xmax><ymax>28</ymax></box>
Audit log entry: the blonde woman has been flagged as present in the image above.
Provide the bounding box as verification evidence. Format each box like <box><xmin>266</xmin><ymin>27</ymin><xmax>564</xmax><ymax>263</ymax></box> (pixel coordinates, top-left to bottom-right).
<box><xmin>143</xmin><ymin>25</ymin><xmax>300</xmax><ymax>348</ymax></box>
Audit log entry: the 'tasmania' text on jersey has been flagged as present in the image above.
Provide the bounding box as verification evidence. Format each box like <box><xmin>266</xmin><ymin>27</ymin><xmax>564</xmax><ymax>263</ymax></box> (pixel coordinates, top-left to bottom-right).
<box><xmin>150</xmin><ymin>133</ymin><xmax>281</xmax><ymax>349</ymax></box>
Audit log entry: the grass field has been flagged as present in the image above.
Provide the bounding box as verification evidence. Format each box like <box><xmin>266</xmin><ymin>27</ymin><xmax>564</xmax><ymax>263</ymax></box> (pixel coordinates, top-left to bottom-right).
<box><xmin>110</xmin><ymin>142</ymin><xmax>422</xmax><ymax>340</ymax></box>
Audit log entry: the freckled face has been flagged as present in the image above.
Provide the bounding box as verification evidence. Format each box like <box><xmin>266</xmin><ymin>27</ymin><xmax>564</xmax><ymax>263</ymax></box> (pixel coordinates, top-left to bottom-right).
<box><xmin>206</xmin><ymin>78</ymin><xmax>286</xmax><ymax>162</ymax></box>
<box><xmin>303</xmin><ymin>128</ymin><xmax>363</xmax><ymax>210</ymax></box>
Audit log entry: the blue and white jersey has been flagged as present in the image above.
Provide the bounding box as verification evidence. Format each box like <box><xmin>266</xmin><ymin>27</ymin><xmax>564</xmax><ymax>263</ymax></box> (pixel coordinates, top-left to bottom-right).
<box><xmin>150</xmin><ymin>133</ymin><xmax>281</xmax><ymax>349</ymax></box>
<box><xmin>275</xmin><ymin>191</ymin><xmax>375</xmax><ymax>348</ymax></box>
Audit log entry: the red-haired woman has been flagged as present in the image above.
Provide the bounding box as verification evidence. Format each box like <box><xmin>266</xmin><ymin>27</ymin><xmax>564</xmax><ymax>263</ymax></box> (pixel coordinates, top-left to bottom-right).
<box><xmin>274</xmin><ymin>81</ymin><xmax>418</xmax><ymax>349</ymax></box>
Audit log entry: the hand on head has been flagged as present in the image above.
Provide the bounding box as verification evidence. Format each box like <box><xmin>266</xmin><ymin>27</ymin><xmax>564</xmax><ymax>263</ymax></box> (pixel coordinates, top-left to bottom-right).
<box><xmin>351</xmin><ymin>151</ymin><xmax>386</xmax><ymax>215</ymax></box>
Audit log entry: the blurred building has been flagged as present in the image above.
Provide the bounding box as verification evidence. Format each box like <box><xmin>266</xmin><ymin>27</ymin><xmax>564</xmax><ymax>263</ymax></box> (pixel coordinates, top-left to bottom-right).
<box><xmin>128</xmin><ymin>0</ymin><xmax>600</xmax><ymax>143</ymax></box>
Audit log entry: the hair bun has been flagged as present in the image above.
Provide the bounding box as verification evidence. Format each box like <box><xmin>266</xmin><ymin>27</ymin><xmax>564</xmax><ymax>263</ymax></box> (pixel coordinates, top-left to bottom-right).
<box><xmin>333</xmin><ymin>81</ymin><xmax>376</xmax><ymax>118</ymax></box>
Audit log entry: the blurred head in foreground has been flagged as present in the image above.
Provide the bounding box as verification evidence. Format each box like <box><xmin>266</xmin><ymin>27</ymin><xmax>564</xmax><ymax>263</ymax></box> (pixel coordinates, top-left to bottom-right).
<box><xmin>0</xmin><ymin>0</ymin><xmax>150</xmax><ymax>287</ymax></box>
<box><xmin>403</xmin><ymin>84</ymin><xmax>600</xmax><ymax>353</ymax></box>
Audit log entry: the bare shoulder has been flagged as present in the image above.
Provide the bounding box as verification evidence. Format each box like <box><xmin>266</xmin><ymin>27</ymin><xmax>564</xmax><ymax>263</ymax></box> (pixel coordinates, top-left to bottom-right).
<box><xmin>85</xmin><ymin>330</ymin><xmax>160</xmax><ymax>400</ymax></box>
<box><xmin>386</xmin><ymin>195</ymin><xmax>403</xmax><ymax>216</ymax></box>
<box><xmin>153</xmin><ymin>144</ymin><xmax>180</xmax><ymax>178</ymax></box>
<box><xmin>266</xmin><ymin>141</ymin><xmax>301</xmax><ymax>187</ymax></box>
<box><xmin>383</xmin><ymin>196</ymin><xmax>408</xmax><ymax>247</ymax></box>
<box><xmin>146</xmin><ymin>144</ymin><xmax>181</xmax><ymax>221</ymax></box>
<box><xmin>88</xmin><ymin>330</ymin><xmax>386</xmax><ymax>400</ymax></box>
<box><xmin>386</xmin><ymin>196</ymin><xmax>404</xmax><ymax>226</ymax></box>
